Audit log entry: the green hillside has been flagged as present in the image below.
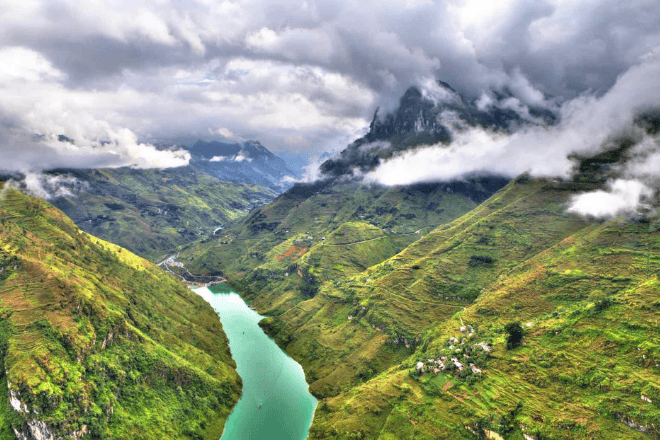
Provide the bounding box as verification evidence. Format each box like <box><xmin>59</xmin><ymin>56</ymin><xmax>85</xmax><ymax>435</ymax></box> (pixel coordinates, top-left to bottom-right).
<box><xmin>179</xmin><ymin>178</ymin><xmax>502</xmax><ymax>280</ymax></box>
<box><xmin>0</xmin><ymin>184</ymin><xmax>241</xmax><ymax>439</ymax></box>
<box><xmin>52</xmin><ymin>166</ymin><xmax>277</xmax><ymax>261</ymax></box>
<box><xmin>202</xmin><ymin>176</ymin><xmax>660</xmax><ymax>439</ymax></box>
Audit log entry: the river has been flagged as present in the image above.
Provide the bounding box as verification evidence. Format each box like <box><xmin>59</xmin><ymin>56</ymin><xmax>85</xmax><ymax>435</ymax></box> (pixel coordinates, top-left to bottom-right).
<box><xmin>193</xmin><ymin>286</ymin><xmax>317</xmax><ymax>440</ymax></box>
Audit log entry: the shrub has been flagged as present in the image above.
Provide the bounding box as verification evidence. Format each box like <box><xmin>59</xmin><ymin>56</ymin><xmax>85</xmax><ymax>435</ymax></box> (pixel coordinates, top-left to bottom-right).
<box><xmin>504</xmin><ymin>322</ymin><xmax>523</xmax><ymax>349</ymax></box>
<box><xmin>469</xmin><ymin>255</ymin><xmax>494</xmax><ymax>266</ymax></box>
<box><xmin>593</xmin><ymin>297</ymin><xmax>614</xmax><ymax>312</ymax></box>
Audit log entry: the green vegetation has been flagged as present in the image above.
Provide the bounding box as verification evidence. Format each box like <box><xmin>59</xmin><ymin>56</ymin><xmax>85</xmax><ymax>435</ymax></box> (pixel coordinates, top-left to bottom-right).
<box><xmin>0</xmin><ymin>185</ymin><xmax>240</xmax><ymax>439</ymax></box>
<box><xmin>504</xmin><ymin>322</ymin><xmax>523</xmax><ymax>349</ymax></box>
<box><xmin>191</xmin><ymin>176</ymin><xmax>660</xmax><ymax>439</ymax></box>
<box><xmin>180</xmin><ymin>179</ymin><xmax>487</xmax><ymax>282</ymax></box>
<box><xmin>54</xmin><ymin>167</ymin><xmax>276</xmax><ymax>261</ymax></box>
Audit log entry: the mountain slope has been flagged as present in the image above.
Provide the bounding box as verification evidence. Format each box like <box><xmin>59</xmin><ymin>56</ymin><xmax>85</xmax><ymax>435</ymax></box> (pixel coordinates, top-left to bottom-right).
<box><xmin>265</xmin><ymin>178</ymin><xmax>660</xmax><ymax>439</ymax></box>
<box><xmin>50</xmin><ymin>166</ymin><xmax>277</xmax><ymax>261</ymax></box>
<box><xmin>0</xmin><ymin>185</ymin><xmax>240</xmax><ymax>439</ymax></box>
<box><xmin>181</xmin><ymin>80</ymin><xmax>549</xmax><ymax>282</ymax></box>
<box><xmin>180</xmin><ymin>177</ymin><xmax>506</xmax><ymax>283</ymax></box>
<box><xmin>168</xmin><ymin>82</ymin><xmax>660</xmax><ymax>438</ymax></box>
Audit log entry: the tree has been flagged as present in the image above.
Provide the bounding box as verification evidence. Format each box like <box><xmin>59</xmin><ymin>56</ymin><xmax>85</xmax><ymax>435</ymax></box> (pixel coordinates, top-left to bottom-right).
<box><xmin>504</xmin><ymin>322</ymin><xmax>523</xmax><ymax>349</ymax></box>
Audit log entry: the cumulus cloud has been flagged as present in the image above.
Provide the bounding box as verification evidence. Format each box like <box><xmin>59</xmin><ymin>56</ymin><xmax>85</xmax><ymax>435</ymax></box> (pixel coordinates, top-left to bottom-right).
<box><xmin>0</xmin><ymin>44</ymin><xmax>189</xmax><ymax>172</ymax></box>
<box><xmin>0</xmin><ymin>45</ymin><xmax>190</xmax><ymax>188</ymax></box>
<box><xmin>567</xmin><ymin>179</ymin><xmax>653</xmax><ymax>218</ymax></box>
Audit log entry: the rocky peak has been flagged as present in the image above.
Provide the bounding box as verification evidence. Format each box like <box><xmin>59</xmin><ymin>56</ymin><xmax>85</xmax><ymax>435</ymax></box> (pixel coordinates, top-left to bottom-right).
<box><xmin>320</xmin><ymin>80</ymin><xmax>557</xmax><ymax>180</ymax></box>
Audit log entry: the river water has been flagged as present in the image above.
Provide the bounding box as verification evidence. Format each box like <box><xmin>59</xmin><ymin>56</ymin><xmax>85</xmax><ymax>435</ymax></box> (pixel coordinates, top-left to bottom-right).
<box><xmin>193</xmin><ymin>286</ymin><xmax>317</xmax><ymax>440</ymax></box>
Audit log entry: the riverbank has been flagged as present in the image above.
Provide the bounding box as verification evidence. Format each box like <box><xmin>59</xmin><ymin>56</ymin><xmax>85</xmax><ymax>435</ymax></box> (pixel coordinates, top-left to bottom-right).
<box><xmin>193</xmin><ymin>287</ymin><xmax>317</xmax><ymax>440</ymax></box>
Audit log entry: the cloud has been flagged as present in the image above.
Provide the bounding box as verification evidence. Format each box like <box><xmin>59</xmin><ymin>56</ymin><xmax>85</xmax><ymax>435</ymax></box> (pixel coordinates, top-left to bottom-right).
<box><xmin>0</xmin><ymin>0</ymin><xmax>657</xmax><ymax>165</ymax></box>
<box><xmin>215</xmin><ymin>127</ymin><xmax>242</xmax><ymax>140</ymax></box>
<box><xmin>299</xmin><ymin>154</ymin><xmax>334</xmax><ymax>183</ymax></box>
<box><xmin>567</xmin><ymin>179</ymin><xmax>653</xmax><ymax>218</ymax></box>
<box><xmin>208</xmin><ymin>154</ymin><xmax>252</xmax><ymax>163</ymax></box>
<box><xmin>6</xmin><ymin>173</ymin><xmax>92</xmax><ymax>200</ymax></box>
<box><xmin>0</xmin><ymin>45</ymin><xmax>190</xmax><ymax>179</ymax></box>
<box><xmin>365</xmin><ymin>55</ymin><xmax>660</xmax><ymax>188</ymax></box>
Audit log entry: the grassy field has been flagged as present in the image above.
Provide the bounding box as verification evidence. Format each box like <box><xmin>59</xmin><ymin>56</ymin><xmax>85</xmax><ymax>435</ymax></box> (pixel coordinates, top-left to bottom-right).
<box><xmin>0</xmin><ymin>184</ymin><xmax>241</xmax><ymax>439</ymax></box>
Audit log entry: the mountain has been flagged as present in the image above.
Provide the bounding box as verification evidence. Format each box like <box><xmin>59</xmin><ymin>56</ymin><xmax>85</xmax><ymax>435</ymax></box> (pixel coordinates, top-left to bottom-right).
<box><xmin>189</xmin><ymin>140</ymin><xmax>297</xmax><ymax>190</ymax></box>
<box><xmin>26</xmin><ymin>137</ymin><xmax>291</xmax><ymax>262</ymax></box>
<box><xmin>215</xmin><ymin>176</ymin><xmax>660</xmax><ymax>439</ymax></box>
<box><xmin>289</xmin><ymin>176</ymin><xmax>660</xmax><ymax>439</ymax></box>
<box><xmin>176</xmin><ymin>85</ymin><xmax>660</xmax><ymax>438</ymax></box>
<box><xmin>178</xmin><ymin>82</ymin><xmax>527</xmax><ymax>280</ymax></box>
<box><xmin>319</xmin><ymin>81</ymin><xmax>555</xmax><ymax>179</ymax></box>
<box><xmin>47</xmin><ymin>165</ymin><xmax>277</xmax><ymax>262</ymax></box>
<box><xmin>0</xmin><ymin>184</ymin><xmax>240</xmax><ymax>439</ymax></box>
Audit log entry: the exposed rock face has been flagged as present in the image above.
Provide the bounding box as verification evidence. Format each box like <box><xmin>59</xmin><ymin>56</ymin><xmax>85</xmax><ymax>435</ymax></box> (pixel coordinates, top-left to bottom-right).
<box><xmin>320</xmin><ymin>81</ymin><xmax>556</xmax><ymax>179</ymax></box>
<box><xmin>13</xmin><ymin>420</ymin><xmax>88</xmax><ymax>440</ymax></box>
<box><xmin>9</xmin><ymin>382</ymin><xmax>87</xmax><ymax>440</ymax></box>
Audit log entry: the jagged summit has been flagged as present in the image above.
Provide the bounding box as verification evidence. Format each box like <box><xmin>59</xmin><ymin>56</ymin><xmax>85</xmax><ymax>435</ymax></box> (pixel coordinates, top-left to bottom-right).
<box><xmin>320</xmin><ymin>80</ymin><xmax>550</xmax><ymax>179</ymax></box>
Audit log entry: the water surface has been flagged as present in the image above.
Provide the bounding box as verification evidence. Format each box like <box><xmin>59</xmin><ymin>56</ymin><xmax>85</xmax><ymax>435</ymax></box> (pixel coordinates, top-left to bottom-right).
<box><xmin>194</xmin><ymin>287</ymin><xmax>317</xmax><ymax>440</ymax></box>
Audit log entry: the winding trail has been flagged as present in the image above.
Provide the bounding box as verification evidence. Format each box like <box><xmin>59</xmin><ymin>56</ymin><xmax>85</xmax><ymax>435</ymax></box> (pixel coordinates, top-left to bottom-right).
<box><xmin>158</xmin><ymin>253</ymin><xmax>226</xmax><ymax>287</ymax></box>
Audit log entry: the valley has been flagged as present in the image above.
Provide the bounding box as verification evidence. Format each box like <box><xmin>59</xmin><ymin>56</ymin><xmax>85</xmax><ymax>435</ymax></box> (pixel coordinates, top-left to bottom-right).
<box><xmin>48</xmin><ymin>167</ymin><xmax>275</xmax><ymax>262</ymax></box>
<box><xmin>194</xmin><ymin>286</ymin><xmax>316</xmax><ymax>440</ymax></box>
<box><xmin>191</xmin><ymin>177</ymin><xmax>660</xmax><ymax>439</ymax></box>
<box><xmin>2</xmin><ymin>1</ymin><xmax>660</xmax><ymax>439</ymax></box>
<box><xmin>2</xmin><ymin>79</ymin><xmax>660</xmax><ymax>440</ymax></box>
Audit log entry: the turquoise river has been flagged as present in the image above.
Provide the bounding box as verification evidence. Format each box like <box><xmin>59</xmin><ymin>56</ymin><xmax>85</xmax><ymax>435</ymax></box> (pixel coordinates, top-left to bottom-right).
<box><xmin>194</xmin><ymin>286</ymin><xmax>317</xmax><ymax>440</ymax></box>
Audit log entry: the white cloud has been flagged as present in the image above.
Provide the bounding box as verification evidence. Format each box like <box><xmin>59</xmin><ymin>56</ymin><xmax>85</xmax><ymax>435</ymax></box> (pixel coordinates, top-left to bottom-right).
<box><xmin>215</xmin><ymin>127</ymin><xmax>242</xmax><ymax>140</ymax></box>
<box><xmin>365</xmin><ymin>55</ymin><xmax>660</xmax><ymax>186</ymax></box>
<box><xmin>0</xmin><ymin>47</ymin><xmax>65</xmax><ymax>82</ymax></box>
<box><xmin>209</xmin><ymin>154</ymin><xmax>251</xmax><ymax>163</ymax></box>
<box><xmin>0</xmin><ymin>45</ymin><xmax>190</xmax><ymax>176</ymax></box>
<box><xmin>6</xmin><ymin>173</ymin><xmax>89</xmax><ymax>200</ymax></box>
<box><xmin>0</xmin><ymin>0</ymin><xmax>658</xmax><ymax>174</ymax></box>
<box><xmin>567</xmin><ymin>179</ymin><xmax>653</xmax><ymax>218</ymax></box>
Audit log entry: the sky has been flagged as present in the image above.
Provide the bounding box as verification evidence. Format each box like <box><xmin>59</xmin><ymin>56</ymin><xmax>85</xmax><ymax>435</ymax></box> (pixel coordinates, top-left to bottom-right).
<box><xmin>1</xmin><ymin>0</ymin><xmax>659</xmax><ymax>208</ymax></box>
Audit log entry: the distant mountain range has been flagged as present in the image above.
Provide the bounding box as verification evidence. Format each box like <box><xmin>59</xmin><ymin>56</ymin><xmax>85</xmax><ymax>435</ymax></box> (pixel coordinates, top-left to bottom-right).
<box><xmin>189</xmin><ymin>139</ymin><xmax>298</xmax><ymax>190</ymax></box>
<box><xmin>40</xmin><ymin>138</ymin><xmax>293</xmax><ymax>261</ymax></box>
